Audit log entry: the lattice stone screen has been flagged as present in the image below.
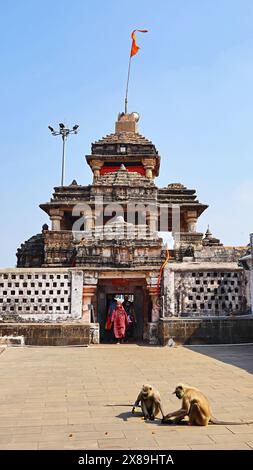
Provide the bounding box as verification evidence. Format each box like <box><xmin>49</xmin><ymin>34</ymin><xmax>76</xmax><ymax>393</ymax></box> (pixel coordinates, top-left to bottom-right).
<box><xmin>163</xmin><ymin>265</ymin><xmax>249</xmax><ymax>317</ymax></box>
<box><xmin>0</xmin><ymin>269</ymin><xmax>83</xmax><ymax>321</ymax></box>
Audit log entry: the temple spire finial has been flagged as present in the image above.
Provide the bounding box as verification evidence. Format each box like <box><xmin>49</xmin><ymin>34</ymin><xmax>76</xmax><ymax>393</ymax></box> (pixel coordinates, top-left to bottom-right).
<box><xmin>115</xmin><ymin>112</ymin><xmax>140</xmax><ymax>134</ymax></box>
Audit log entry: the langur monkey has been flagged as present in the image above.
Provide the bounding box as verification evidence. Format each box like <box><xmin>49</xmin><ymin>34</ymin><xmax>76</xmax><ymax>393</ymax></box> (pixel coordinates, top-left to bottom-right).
<box><xmin>162</xmin><ymin>384</ymin><xmax>253</xmax><ymax>426</ymax></box>
<box><xmin>132</xmin><ymin>384</ymin><xmax>165</xmax><ymax>421</ymax></box>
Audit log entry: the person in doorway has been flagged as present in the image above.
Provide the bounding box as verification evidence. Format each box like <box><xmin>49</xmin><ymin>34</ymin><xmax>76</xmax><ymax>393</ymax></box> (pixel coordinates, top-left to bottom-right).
<box><xmin>107</xmin><ymin>296</ymin><xmax>117</xmax><ymax>324</ymax></box>
<box><xmin>111</xmin><ymin>300</ymin><xmax>129</xmax><ymax>344</ymax></box>
<box><xmin>104</xmin><ymin>295</ymin><xmax>117</xmax><ymax>342</ymax></box>
<box><xmin>123</xmin><ymin>295</ymin><xmax>136</xmax><ymax>341</ymax></box>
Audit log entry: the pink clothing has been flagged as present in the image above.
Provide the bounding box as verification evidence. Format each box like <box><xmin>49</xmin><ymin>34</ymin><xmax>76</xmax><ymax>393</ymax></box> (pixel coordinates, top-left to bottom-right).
<box><xmin>111</xmin><ymin>305</ymin><xmax>129</xmax><ymax>339</ymax></box>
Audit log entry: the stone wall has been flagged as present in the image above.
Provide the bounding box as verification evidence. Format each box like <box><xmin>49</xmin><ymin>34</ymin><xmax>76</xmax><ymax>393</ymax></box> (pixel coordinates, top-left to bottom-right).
<box><xmin>0</xmin><ymin>323</ymin><xmax>98</xmax><ymax>346</ymax></box>
<box><xmin>0</xmin><ymin>268</ymin><xmax>83</xmax><ymax>322</ymax></box>
<box><xmin>159</xmin><ymin>317</ymin><xmax>253</xmax><ymax>345</ymax></box>
<box><xmin>194</xmin><ymin>246</ymin><xmax>246</xmax><ymax>263</ymax></box>
<box><xmin>44</xmin><ymin>231</ymin><xmax>75</xmax><ymax>267</ymax></box>
<box><xmin>163</xmin><ymin>263</ymin><xmax>251</xmax><ymax>317</ymax></box>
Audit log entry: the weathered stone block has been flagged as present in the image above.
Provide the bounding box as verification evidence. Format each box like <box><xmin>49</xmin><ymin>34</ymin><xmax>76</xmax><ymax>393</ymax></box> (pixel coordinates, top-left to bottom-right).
<box><xmin>0</xmin><ymin>323</ymin><xmax>92</xmax><ymax>346</ymax></box>
<box><xmin>159</xmin><ymin>317</ymin><xmax>253</xmax><ymax>345</ymax></box>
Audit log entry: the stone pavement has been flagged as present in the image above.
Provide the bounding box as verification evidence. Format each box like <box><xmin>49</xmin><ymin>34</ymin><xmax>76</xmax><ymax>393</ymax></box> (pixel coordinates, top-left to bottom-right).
<box><xmin>0</xmin><ymin>343</ymin><xmax>253</xmax><ymax>450</ymax></box>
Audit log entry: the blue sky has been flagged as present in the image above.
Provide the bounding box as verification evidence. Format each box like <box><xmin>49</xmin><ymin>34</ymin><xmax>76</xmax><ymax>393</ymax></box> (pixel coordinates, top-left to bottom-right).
<box><xmin>1</xmin><ymin>0</ymin><xmax>253</xmax><ymax>266</ymax></box>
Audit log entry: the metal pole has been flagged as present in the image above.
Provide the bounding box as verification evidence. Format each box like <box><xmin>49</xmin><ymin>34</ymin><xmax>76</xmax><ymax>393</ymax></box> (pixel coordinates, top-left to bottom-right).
<box><xmin>125</xmin><ymin>56</ymin><xmax>132</xmax><ymax>114</ymax></box>
<box><xmin>61</xmin><ymin>134</ymin><xmax>66</xmax><ymax>186</ymax></box>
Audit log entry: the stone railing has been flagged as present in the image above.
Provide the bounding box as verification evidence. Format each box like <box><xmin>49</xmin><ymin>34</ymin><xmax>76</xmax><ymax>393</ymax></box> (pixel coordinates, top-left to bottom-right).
<box><xmin>162</xmin><ymin>263</ymin><xmax>251</xmax><ymax>318</ymax></box>
<box><xmin>0</xmin><ymin>268</ymin><xmax>83</xmax><ymax>322</ymax></box>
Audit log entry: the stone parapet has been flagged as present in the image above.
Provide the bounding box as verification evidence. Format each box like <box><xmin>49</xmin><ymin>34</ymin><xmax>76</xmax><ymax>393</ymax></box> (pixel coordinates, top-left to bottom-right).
<box><xmin>194</xmin><ymin>246</ymin><xmax>247</xmax><ymax>263</ymax></box>
<box><xmin>0</xmin><ymin>323</ymin><xmax>93</xmax><ymax>346</ymax></box>
<box><xmin>158</xmin><ymin>316</ymin><xmax>253</xmax><ymax>345</ymax></box>
<box><xmin>163</xmin><ymin>263</ymin><xmax>250</xmax><ymax>318</ymax></box>
<box><xmin>0</xmin><ymin>268</ymin><xmax>83</xmax><ymax>322</ymax></box>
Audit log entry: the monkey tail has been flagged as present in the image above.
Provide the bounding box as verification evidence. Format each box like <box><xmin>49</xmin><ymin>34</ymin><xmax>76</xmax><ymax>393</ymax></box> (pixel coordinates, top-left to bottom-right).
<box><xmin>210</xmin><ymin>416</ymin><xmax>253</xmax><ymax>425</ymax></box>
<box><xmin>107</xmin><ymin>404</ymin><xmax>141</xmax><ymax>408</ymax></box>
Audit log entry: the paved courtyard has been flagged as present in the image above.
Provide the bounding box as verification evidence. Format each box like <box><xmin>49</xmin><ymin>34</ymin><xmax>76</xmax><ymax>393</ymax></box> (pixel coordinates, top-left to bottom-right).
<box><xmin>0</xmin><ymin>343</ymin><xmax>253</xmax><ymax>450</ymax></box>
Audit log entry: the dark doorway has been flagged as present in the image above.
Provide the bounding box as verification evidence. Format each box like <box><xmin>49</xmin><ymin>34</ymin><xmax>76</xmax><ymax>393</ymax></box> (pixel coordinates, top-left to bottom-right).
<box><xmin>97</xmin><ymin>279</ymin><xmax>147</xmax><ymax>343</ymax></box>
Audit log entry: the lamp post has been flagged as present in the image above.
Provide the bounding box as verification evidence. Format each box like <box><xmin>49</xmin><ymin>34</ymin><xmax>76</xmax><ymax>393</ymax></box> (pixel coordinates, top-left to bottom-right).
<box><xmin>48</xmin><ymin>123</ymin><xmax>79</xmax><ymax>186</ymax></box>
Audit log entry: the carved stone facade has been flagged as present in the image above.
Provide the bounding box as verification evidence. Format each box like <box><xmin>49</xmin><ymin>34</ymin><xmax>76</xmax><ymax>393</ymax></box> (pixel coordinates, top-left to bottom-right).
<box><xmin>12</xmin><ymin>112</ymin><xmax>251</xmax><ymax>345</ymax></box>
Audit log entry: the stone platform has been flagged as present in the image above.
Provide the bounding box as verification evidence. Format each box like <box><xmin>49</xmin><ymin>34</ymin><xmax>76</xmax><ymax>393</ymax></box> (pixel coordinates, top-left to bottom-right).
<box><xmin>159</xmin><ymin>316</ymin><xmax>253</xmax><ymax>345</ymax></box>
<box><xmin>1</xmin><ymin>317</ymin><xmax>253</xmax><ymax>346</ymax></box>
<box><xmin>0</xmin><ymin>323</ymin><xmax>99</xmax><ymax>346</ymax></box>
<box><xmin>0</xmin><ymin>344</ymin><xmax>253</xmax><ymax>450</ymax></box>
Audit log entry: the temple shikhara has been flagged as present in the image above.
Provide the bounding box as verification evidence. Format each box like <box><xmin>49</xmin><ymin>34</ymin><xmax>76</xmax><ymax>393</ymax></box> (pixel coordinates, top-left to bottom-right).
<box><xmin>0</xmin><ymin>112</ymin><xmax>252</xmax><ymax>345</ymax></box>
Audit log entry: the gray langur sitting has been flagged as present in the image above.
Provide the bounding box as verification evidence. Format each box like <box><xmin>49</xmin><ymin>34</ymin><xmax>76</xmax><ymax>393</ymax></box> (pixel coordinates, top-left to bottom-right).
<box><xmin>162</xmin><ymin>384</ymin><xmax>253</xmax><ymax>426</ymax></box>
<box><xmin>132</xmin><ymin>384</ymin><xmax>165</xmax><ymax>421</ymax></box>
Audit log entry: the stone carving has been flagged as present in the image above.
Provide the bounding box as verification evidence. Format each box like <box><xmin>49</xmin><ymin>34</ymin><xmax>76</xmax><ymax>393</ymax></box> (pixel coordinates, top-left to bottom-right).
<box><xmin>167</xmin><ymin>183</ymin><xmax>186</xmax><ymax>189</ymax></box>
<box><xmin>14</xmin><ymin>111</ymin><xmax>249</xmax><ymax>336</ymax></box>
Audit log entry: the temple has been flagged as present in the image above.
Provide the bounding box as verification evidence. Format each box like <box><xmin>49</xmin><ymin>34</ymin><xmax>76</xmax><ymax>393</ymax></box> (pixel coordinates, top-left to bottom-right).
<box><xmin>0</xmin><ymin>112</ymin><xmax>251</xmax><ymax>345</ymax></box>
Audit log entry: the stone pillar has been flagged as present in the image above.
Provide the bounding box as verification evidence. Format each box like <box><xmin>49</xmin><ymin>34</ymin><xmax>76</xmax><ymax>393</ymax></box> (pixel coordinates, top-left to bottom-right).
<box><xmin>82</xmin><ymin>285</ymin><xmax>97</xmax><ymax>322</ymax></box>
<box><xmin>89</xmin><ymin>160</ymin><xmax>104</xmax><ymax>180</ymax></box>
<box><xmin>49</xmin><ymin>209</ymin><xmax>64</xmax><ymax>231</ymax></box>
<box><xmin>163</xmin><ymin>267</ymin><xmax>175</xmax><ymax>317</ymax></box>
<box><xmin>142</xmin><ymin>158</ymin><xmax>155</xmax><ymax>179</ymax></box>
<box><xmin>148</xmin><ymin>287</ymin><xmax>160</xmax><ymax>322</ymax></box>
<box><xmin>147</xmin><ymin>284</ymin><xmax>160</xmax><ymax>344</ymax></box>
<box><xmin>70</xmin><ymin>271</ymin><xmax>83</xmax><ymax>319</ymax></box>
<box><xmin>93</xmin><ymin>201</ymin><xmax>104</xmax><ymax>238</ymax></box>
<box><xmin>84</xmin><ymin>215</ymin><xmax>94</xmax><ymax>232</ymax></box>
<box><xmin>146</xmin><ymin>211</ymin><xmax>158</xmax><ymax>234</ymax></box>
<box><xmin>185</xmin><ymin>210</ymin><xmax>198</xmax><ymax>232</ymax></box>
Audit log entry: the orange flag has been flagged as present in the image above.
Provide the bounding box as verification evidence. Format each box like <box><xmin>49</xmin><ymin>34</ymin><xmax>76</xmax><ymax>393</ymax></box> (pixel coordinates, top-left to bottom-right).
<box><xmin>130</xmin><ymin>29</ymin><xmax>148</xmax><ymax>57</ymax></box>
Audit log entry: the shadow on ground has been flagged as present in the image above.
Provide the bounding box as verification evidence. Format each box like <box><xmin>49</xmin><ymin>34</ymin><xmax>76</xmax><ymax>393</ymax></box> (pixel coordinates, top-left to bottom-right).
<box><xmin>184</xmin><ymin>344</ymin><xmax>253</xmax><ymax>375</ymax></box>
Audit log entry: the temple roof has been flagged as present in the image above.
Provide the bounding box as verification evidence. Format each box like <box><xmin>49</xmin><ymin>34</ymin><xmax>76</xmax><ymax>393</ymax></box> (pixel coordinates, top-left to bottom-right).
<box><xmin>94</xmin><ymin>132</ymin><xmax>154</xmax><ymax>146</ymax></box>
<box><xmin>157</xmin><ymin>184</ymin><xmax>208</xmax><ymax>216</ymax></box>
<box><xmin>90</xmin><ymin>112</ymin><xmax>159</xmax><ymax>156</ymax></box>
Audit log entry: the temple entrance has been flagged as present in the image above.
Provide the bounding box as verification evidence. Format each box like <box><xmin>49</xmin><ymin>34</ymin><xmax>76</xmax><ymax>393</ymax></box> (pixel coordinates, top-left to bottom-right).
<box><xmin>97</xmin><ymin>279</ymin><xmax>148</xmax><ymax>343</ymax></box>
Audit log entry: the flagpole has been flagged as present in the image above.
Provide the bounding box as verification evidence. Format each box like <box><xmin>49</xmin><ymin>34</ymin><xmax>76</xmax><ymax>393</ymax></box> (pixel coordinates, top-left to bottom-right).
<box><xmin>124</xmin><ymin>29</ymin><xmax>148</xmax><ymax>114</ymax></box>
<box><xmin>125</xmin><ymin>55</ymin><xmax>132</xmax><ymax>114</ymax></box>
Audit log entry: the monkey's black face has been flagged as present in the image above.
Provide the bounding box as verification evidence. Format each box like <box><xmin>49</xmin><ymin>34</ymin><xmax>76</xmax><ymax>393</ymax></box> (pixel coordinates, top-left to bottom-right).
<box><xmin>174</xmin><ymin>386</ymin><xmax>184</xmax><ymax>399</ymax></box>
<box><xmin>142</xmin><ymin>385</ymin><xmax>152</xmax><ymax>398</ymax></box>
